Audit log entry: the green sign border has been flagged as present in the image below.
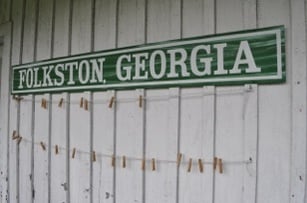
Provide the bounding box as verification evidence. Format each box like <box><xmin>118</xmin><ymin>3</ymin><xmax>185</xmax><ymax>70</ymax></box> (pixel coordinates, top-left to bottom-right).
<box><xmin>12</xmin><ymin>25</ymin><xmax>285</xmax><ymax>95</ymax></box>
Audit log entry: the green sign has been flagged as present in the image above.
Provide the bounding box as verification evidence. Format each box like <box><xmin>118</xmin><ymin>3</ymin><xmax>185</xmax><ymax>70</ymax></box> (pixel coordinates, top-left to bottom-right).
<box><xmin>12</xmin><ymin>26</ymin><xmax>285</xmax><ymax>94</ymax></box>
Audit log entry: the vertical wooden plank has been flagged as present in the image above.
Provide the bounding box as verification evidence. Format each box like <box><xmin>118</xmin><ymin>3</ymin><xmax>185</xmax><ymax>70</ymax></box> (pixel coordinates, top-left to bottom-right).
<box><xmin>118</xmin><ymin>0</ymin><xmax>145</xmax><ymax>47</ymax></box>
<box><xmin>257</xmin><ymin>0</ymin><xmax>291</xmax><ymax>202</ymax></box>
<box><xmin>180</xmin><ymin>1</ymin><xmax>215</xmax><ymax>202</ymax></box>
<box><xmin>146</xmin><ymin>1</ymin><xmax>181</xmax><ymax>202</ymax></box>
<box><xmin>92</xmin><ymin>91</ymin><xmax>115</xmax><ymax>203</ymax></box>
<box><xmin>94</xmin><ymin>0</ymin><xmax>116</xmax><ymax>51</ymax></box>
<box><xmin>33</xmin><ymin>0</ymin><xmax>53</xmax><ymax>201</ymax></box>
<box><xmin>115</xmin><ymin>90</ymin><xmax>144</xmax><ymax>203</ymax></box>
<box><xmin>243</xmin><ymin>84</ymin><xmax>258</xmax><ymax>203</ymax></box>
<box><xmin>214</xmin><ymin>87</ymin><xmax>245</xmax><ymax>203</ymax></box>
<box><xmin>115</xmin><ymin>0</ymin><xmax>145</xmax><ymax>202</ymax></box>
<box><xmin>182</xmin><ymin>0</ymin><xmax>214</xmax><ymax>36</ymax></box>
<box><xmin>33</xmin><ymin>95</ymin><xmax>49</xmax><ymax>203</ymax></box>
<box><xmin>92</xmin><ymin>0</ymin><xmax>116</xmax><ymax>202</ymax></box>
<box><xmin>0</xmin><ymin>22</ymin><xmax>11</xmax><ymax>203</ymax></box>
<box><xmin>0</xmin><ymin>0</ymin><xmax>10</xmax><ymax>24</ymax></box>
<box><xmin>145</xmin><ymin>88</ymin><xmax>179</xmax><ymax>203</ymax></box>
<box><xmin>9</xmin><ymin>0</ymin><xmax>25</xmax><ymax>202</ymax></box>
<box><xmin>289</xmin><ymin>1</ymin><xmax>307</xmax><ymax>202</ymax></box>
<box><xmin>19</xmin><ymin>0</ymin><xmax>37</xmax><ymax>202</ymax></box>
<box><xmin>50</xmin><ymin>0</ymin><xmax>70</xmax><ymax>202</ymax></box>
<box><xmin>147</xmin><ymin>0</ymin><xmax>181</xmax><ymax>42</ymax></box>
<box><xmin>215</xmin><ymin>1</ymin><xmax>258</xmax><ymax>203</ymax></box>
<box><xmin>70</xmin><ymin>0</ymin><xmax>92</xmax><ymax>202</ymax></box>
<box><xmin>179</xmin><ymin>87</ymin><xmax>215</xmax><ymax>203</ymax></box>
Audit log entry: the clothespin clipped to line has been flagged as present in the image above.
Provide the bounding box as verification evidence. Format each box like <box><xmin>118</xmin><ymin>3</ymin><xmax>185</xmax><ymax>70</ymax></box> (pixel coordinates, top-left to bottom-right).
<box><xmin>109</xmin><ymin>96</ymin><xmax>115</xmax><ymax>108</ymax></box>
<box><xmin>141</xmin><ymin>159</ymin><xmax>146</xmax><ymax>170</ymax></box>
<box><xmin>213</xmin><ymin>157</ymin><xmax>223</xmax><ymax>174</ymax></box>
<box><xmin>58</xmin><ymin>98</ymin><xmax>64</xmax><ymax>108</ymax></box>
<box><xmin>122</xmin><ymin>156</ymin><xmax>126</xmax><ymax>168</ymax></box>
<box><xmin>139</xmin><ymin>95</ymin><xmax>143</xmax><ymax>108</ymax></box>
<box><xmin>12</xmin><ymin>130</ymin><xmax>18</xmax><ymax>140</ymax></box>
<box><xmin>198</xmin><ymin>159</ymin><xmax>204</xmax><ymax>173</ymax></box>
<box><xmin>187</xmin><ymin>158</ymin><xmax>192</xmax><ymax>173</ymax></box>
<box><xmin>12</xmin><ymin>130</ymin><xmax>22</xmax><ymax>144</ymax></box>
<box><xmin>80</xmin><ymin>97</ymin><xmax>89</xmax><ymax>111</ymax></box>
<box><xmin>55</xmin><ymin>145</ymin><xmax>59</xmax><ymax>155</ymax></box>
<box><xmin>72</xmin><ymin>148</ymin><xmax>76</xmax><ymax>159</ymax></box>
<box><xmin>92</xmin><ymin>151</ymin><xmax>96</xmax><ymax>162</ymax></box>
<box><xmin>40</xmin><ymin>142</ymin><xmax>46</xmax><ymax>151</ymax></box>
<box><xmin>111</xmin><ymin>155</ymin><xmax>116</xmax><ymax>167</ymax></box>
<box><xmin>177</xmin><ymin>153</ymin><xmax>182</xmax><ymax>168</ymax></box>
<box><xmin>151</xmin><ymin>158</ymin><xmax>156</xmax><ymax>171</ymax></box>
<box><xmin>218</xmin><ymin>158</ymin><xmax>223</xmax><ymax>174</ymax></box>
<box><xmin>41</xmin><ymin>98</ymin><xmax>47</xmax><ymax>109</ymax></box>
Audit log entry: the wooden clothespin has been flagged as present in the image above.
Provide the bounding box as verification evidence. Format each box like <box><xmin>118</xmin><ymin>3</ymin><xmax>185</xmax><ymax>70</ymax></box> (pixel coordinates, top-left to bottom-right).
<box><xmin>177</xmin><ymin>153</ymin><xmax>182</xmax><ymax>168</ymax></box>
<box><xmin>139</xmin><ymin>95</ymin><xmax>143</xmax><ymax>108</ymax></box>
<box><xmin>12</xmin><ymin>131</ymin><xmax>18</xmax><ymax>140</ymax></box>
<box><xmin>111</xmin><ymin>155</ymin><xmax>115</xmax><ymax>167</ymax></box>
<box><xmin>40</xmin><ymin>142</ymin><xmax>46</xmax><ymax>151</ymax></box>
<box><xmin>151</xmin><ymin>158</ymin><xmax>156</xmax><ymax>171</ymax></box>
<box><xmin>72</xmin><ymin>148</ymin><xmax>76</xmax><ymax>159</ymax></box>
<box><xmin>218</xmin><ymin>158</ymin><xmax>223</xmax><ymax>174</ymax></box>
<box><xmin>198</xmin><ymin>159</ymin><xmax>204</xmax><ymax>173</ymax></box>
<box><xmin>17</xmin><ymin>136</ymin><xmax>22</xmax><ymax>145</ymax></box>
<box><xmin>108</xmin><ymin>96</ymin><xmax>115</xmax><ymax>108</ymax></box>
<box><xmin>92</xmin><ymin>151</ymin><xmax>96</xmax><ymax>162</ymax></box>
<box><xmin>58</xmin><ymin>98</ymin><xmax>64</xmax><ymax>108</ymax></box>
<box><xmin>213</xmin><ymin>157</ymin><xmax>218</xmax><ymax>170</ymax></box>
<box><xmin>55</xmin><ymin>145</ymin><xmax>59</xmax><ymax>155</ymax></box>
<box><xmin>187</xmin><ymin>158</ymin><xmax>192</xmax><ymax>173</ymax></box>
<box><xmin>41</xmin><ymin>98</ymin><xmax>47</xmax><ymax>109</ymax></box>
<box><xmin>122</xmin><ymin>156</ymin><xmax>126</xmax><ymax>168</ymax></box>
<box><xmin>80</xmin><ymin>97</ymin><xmax>84</xmax><ymax>108</ymax></box>
<box><xmin>141</xmin><ymin>159</ymin><xmax>146</xmax><ymax>170</ymax></box>
<box><xmin>84</xmin><ymin>99</ymin><xmax>89</xmax><ymax>111</ymax></box>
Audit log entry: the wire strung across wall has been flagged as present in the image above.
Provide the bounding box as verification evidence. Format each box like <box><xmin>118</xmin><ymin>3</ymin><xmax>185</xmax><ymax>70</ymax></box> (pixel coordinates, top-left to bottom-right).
<box><xmin>11</xmin><ymin>130</ymin><xmax>252</xmax><ymax>174</ymax></box>
<box><xmin>11</xmin><ymin>85</ymin><xmax>254</xmax><ymax>174</ymax></box>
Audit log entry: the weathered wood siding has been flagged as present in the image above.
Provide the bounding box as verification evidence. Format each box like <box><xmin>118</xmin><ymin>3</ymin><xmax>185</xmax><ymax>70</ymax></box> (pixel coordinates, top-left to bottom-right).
<box><xmin>0</xmin><ymin>0</ymin><xmax>306</xmax><ymax>202</ymax></box>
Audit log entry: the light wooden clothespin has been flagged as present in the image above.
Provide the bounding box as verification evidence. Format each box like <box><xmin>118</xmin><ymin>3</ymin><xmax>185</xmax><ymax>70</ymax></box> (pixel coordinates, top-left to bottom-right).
<box><xmin>109</xmin><ymin>96</ymin><xmax>115</xmax><ymax>108</ymax></box>
<box><xmin>17</xmin><ymin>136</ymin><xmax>22</xmax><ymax>145</ymax></box>
<box><xmin>72</xmin><ymin>148</ymin><xmax>76</xmax><ymax>159</ymax></box>
<box><xmin>139</xmin><ymin>95</ymin><xmax>143</xmax><ymax>108</ymax></box>
<box><xmin>12</xmin><ymin>131</ymin><xmax>18</xmax><ymax>140</ymax></box>
<box><xmin>40</xmin><ymin>142</ymin><xmax>46</xmax><ymax>151</ymax></box>
<box><xmin>213</xmin><ymin>157</ymin><xmax>218</xmax><ymax>170</ymax></box>
<box><xmin>58</xmin><ymin>98</ymin><xmax>64</xmax><ymax>108</ymax></box>
<box><xmin>198</xmin><ymin>159</ymin><xmax>204</xmax><ymax>173</ymax></box>
<box><xmin>151</xmin><ymin>158</ymin><xmax>156</xmax><ymax>171</ymax></box>
<box><xmin>141</xmin><ymin>159</ymin><xmax>146</xmax><ymax>171</ymax></box>
<box><xmin>122</xmin><ymin>156</ymin><xmax>126</xmax><ymax>168</ymax></box>
<box><xmin>92</xmin><ymin>151</ymin><xmax>96</xmax><ymax>162</ymax></box>
<box><xmin>177</xmin><ymin>153</ymin><xmax>182</xmax><ymax>168</ymax></box>
<box><xmin>84</xmin><ymin>99</ymin><xmax>89</xmax><ymax>111</ymax></box>
<box><xmin>80</xmin><ymin>97</ymin><xmax>84</xmax><ymax>108</ymax></box>
<box><xmin>187</xmin><ymin>158</ymin><xmax>192</xmax><ymax>173</ymax></box>
<box><xmin>41</xmin><ymin>98</ymin><xmax>47</xmax><ymax>109</ymax></box>
<box><xmin>111</xmin><ymin>155</ymin><xmax>115</xmax><ymax>167</ymax></box>
<box><xmin>55</xmin><ymin>145</ymin><xmax>59</xmax><ymax>155</ymax></box>
<box><xmin>218</xmin><ymin>158</ymin><xmax>223</xmax><ymax>174</ymax></box>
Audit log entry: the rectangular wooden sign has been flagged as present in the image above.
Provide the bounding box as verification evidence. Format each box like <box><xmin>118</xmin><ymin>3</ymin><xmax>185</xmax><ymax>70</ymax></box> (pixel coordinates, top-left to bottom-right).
<box><xmin>12</xmin><ymin>26</ymin><xmax>285</xmax><ymax>94</ymax></box>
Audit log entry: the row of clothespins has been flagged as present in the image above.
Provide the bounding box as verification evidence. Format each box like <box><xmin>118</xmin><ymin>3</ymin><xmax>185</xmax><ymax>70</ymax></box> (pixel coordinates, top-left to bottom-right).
<box><xmin>29</xmin><ymin>96</ymin><xmax>142</xmax><ymax>110</ymax></box>
<box><xmin>12</xmin><ymin>131</ymin><xmax>223</xmax><ymax>174</ymax></box>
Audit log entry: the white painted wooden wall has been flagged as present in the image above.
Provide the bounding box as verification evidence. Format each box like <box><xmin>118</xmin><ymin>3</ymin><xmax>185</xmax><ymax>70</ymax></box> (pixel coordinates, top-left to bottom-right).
<box><xmin>0</xmin><ymin>0</ymin><xmax>306</xmax><ymax>203</ymax></box>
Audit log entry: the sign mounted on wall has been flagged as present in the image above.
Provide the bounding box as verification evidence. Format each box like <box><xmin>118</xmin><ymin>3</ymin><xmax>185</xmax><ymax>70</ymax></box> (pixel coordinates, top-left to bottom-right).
<box><xmin>12</xmin><ymin>26</ymin><xmax>285</xmax><ymax>94</ymax></box>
